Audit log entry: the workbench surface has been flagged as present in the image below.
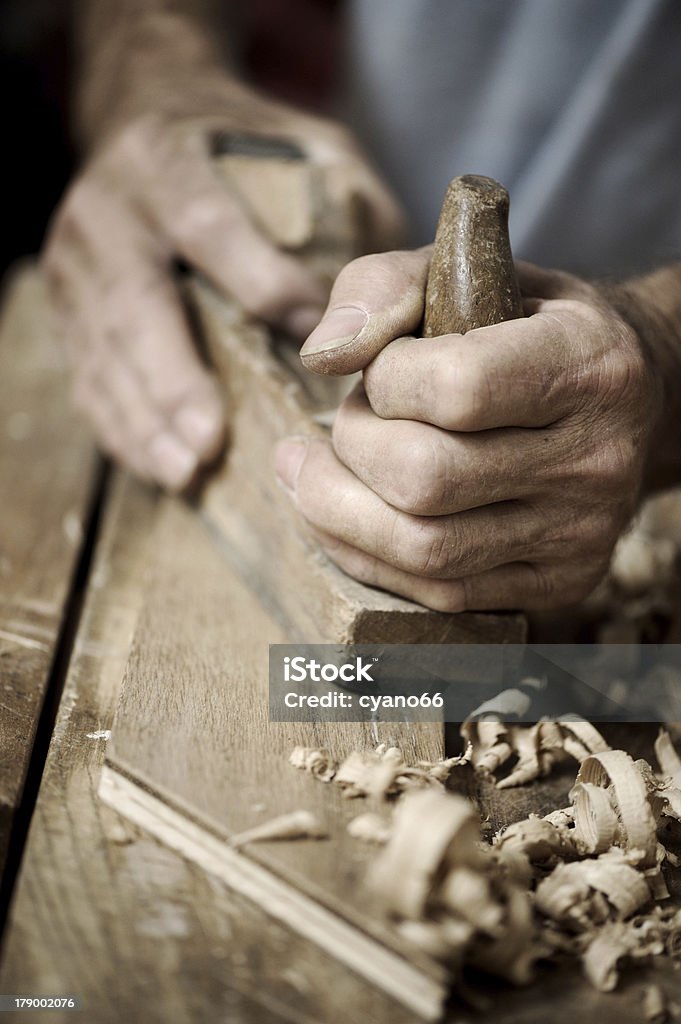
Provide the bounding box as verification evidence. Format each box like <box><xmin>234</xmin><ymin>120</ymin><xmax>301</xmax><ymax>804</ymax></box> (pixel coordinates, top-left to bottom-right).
<box><xmin>1</xmin><ymin>266</ymin><xmax>679</xmax><ymax>1024</ymax></box>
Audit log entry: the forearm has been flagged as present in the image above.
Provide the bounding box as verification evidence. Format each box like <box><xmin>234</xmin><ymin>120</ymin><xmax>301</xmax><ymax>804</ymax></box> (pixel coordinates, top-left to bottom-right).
<box><xmin>601</xmin><ymin>263</ymin><xmax>681</xmax><ymax>493</ymax></box>
<box><xmin>74</xmin><ymin>0</ymin><xmax>241</xmax><ymax>148</ymax></box>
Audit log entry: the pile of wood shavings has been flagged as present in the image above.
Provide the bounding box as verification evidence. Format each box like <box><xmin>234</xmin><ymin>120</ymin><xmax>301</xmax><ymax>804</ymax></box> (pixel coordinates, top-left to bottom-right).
<box><xmin>289</xmin><ymin>740</ymin><xmax>472</xmax><ymax>800</ymax></box>
<box><xmin>288</xmin><ymin>725</ymin><xmax>681</xmax><ymax>1006</ymax></box>
<box><xmin>461</xmin><ymin>691</ymin><xmax>611</xmax><ymax>789</ymax></box>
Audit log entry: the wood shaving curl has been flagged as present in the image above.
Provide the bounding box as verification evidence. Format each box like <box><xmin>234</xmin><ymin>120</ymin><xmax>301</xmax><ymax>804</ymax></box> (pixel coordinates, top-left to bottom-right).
<box><xmin>494</xmin><ymin>815</ymin><xmax>577</xmax><ymax>868</ymax></box>
<box><xmin>288</xmin><ymin>745</ymin><xmax>337</xmax><ymax>782</ymax></box>
<box><xmin>369</xmin><ymin>790</ymin><xmax>540</xmax><ymax>984</ymax></box>
<box><xmin>574</xmin><ymin>749</ymin><xmax>659</xmax><ymax>867</ymax></box>
<box><xmin>334</xmin><ymin>747</ymin><xmax>439</xmax><ymax>799</ymax></box>
<box><xmin>229</xmin><ymin>810</ymin><xmax>327</xmax><ymax>847</ymax></box>
<box><xmin>535</xmin><ymin>849</ymin><xmax>652</xmax><ymax>931</ymax></box>
<box><xmin>347</xmin><ymin>812</ymin><xmax>392</xmax><ymax>844</ymax></box>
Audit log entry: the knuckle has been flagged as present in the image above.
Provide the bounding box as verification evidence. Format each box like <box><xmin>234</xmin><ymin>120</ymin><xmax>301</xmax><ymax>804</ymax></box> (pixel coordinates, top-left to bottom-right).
<box><xmin>62</xmin><ymin>174</ymin><xmax>110</xmax><ymax>220</ymax></box>
<box><xmin>42</xmin><ymin>185</ymin><xmax>86</xmax><ymax>259</ymax></box>
<box><xmin>108</xmin><ymin>112</ymin><xmax>166</xmax><ymax>168</ymax></box>
<box><xmin>338</xmin><ymin>252</ymin><xmax>384</xmax><ymax>283</ymax></box>
<box><xmin>391</xmin><ymin>438</ymin><xmax>451</xmax><ymax>515</ymax></box>
<box><xmin>578</xmin><ymin>438</ymin><xmax>640</xmax><ymax>495</ymax></box>
<box><xmin>599</xmin><ymin>440</ymin><xmax>638</xmax><ymax>486</ymax></box>
<box><xmin>538</xmin><ymin>500</ymin><xmax>615</xmax><ymax>560</ymax></box>
<box><xmin>173</xmin><ymin>190</ymin><xmax>235</xmax><ymax>247</ymax></box>
<box><xmin>532</xmin><ymin>559</ymin><xmax>607</xmax><ymax>609</ymax></box>
<box><xmin>337</xmin><ymin>249</ymin><xmax>412</xmax><ymax>290</ymax></box>
<box><xmin>580</xmin><ymin>510</ymin><xmax>614</xmax><ymax>549</ymax></box>
<box><xmin>528</xmin><ymin>564</ymin><xmax>559</xmax><ymax>603</ymax></box>
<box><xmin>43</xmin><ymin>174</ymin><xmax>120</xmax><ymax>272</ymax></box>
<box><xmin>574</xmin><ymin>310</ymin><xmax>650</xmax><ymax>408</ymax></box>
<box><xmin>317</xmin><ymin>120</ymin><xmax>356</xmax><ymax>155</ymax></box>
<box><xmin>605</xmin><ymin>328</ymin><xmax>648</xmax><ymax>398</ymax></box>
<box><xmin>41</xmin><ymin>241</ymin><xmax>63</xmax><ymax>288</ymax></box>
<box><xmin>589</xmin><ymin>356</ymin><xmax>651</xmax><ymax>435</ymax></box>
<box><xmin>435</xmin><ymin>358</ymin><xmax>491</xmax><ymax>430</ymax></box>
<box><xmin>401</xmin><ymin>520</ymin><xmax>452</xmax><ymax>577</ymax></box>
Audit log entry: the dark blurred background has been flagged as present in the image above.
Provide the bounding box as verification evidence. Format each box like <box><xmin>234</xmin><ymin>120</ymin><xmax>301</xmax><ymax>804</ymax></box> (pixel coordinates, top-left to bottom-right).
<box><xmin>0</xmin><ymin>1</ymin><xmax>72</xmax><ymax>287</ymax></box>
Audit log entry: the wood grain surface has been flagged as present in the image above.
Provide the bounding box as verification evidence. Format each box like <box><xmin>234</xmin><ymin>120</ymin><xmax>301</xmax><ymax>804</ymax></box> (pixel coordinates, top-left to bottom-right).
<box><xmin>0</xmin><ymin>474</ymin><xmax>438</xmax><ymax>1024</ymax></box>
<box><xmin>103</xmin><ymin>493</ymin><xmax>449</xmax><ymax>1015</ymax></box>
<box><xmin>0</xmin><ymin>266</ymin><xmax>98</xmax><ymax>873</ymax></box>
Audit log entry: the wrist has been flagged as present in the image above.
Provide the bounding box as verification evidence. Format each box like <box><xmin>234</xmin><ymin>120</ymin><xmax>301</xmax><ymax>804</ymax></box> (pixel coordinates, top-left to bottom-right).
<box><xmin>76</xmin><ymin>7</ymin><xmax>237</xmax><ymax>150</ymax></box>
<box><xmin>599</xmin><ymin>265</ymin><xmax>681</xmax><ymax>493</ymax></box>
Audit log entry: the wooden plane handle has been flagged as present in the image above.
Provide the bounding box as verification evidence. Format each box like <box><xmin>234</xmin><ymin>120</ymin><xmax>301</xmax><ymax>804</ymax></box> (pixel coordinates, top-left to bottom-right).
<box><xmin>211</xmin><ymin>132</ymin><xmax>362</xmax><ymax>287</ymax></box>
<box><xmin>423</xmin><ymin>175</ymin><xmax>523</xmax><ymax>337</ymax></box>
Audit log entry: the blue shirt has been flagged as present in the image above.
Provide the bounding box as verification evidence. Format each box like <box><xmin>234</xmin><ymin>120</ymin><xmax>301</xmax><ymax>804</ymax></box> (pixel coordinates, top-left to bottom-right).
<box><xmin>345</xmin><ymin>0</ymin><xmax>681</xmax><ymax>277</ymax></box>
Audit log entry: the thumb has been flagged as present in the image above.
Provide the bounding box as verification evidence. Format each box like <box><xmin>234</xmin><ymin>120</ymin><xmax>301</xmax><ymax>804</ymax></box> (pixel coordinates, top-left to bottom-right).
<box><xmin>299</xmin><ymin>247</ymin><xmax>431</xmax><ymax>375</ymax></box>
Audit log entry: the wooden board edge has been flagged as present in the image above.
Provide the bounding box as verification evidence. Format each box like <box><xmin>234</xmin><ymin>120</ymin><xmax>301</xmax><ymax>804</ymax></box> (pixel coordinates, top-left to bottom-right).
<box><xmin>98</xmin><ymin>765</ymin><xmax>447</xmax><ymax>1023</ymax></box>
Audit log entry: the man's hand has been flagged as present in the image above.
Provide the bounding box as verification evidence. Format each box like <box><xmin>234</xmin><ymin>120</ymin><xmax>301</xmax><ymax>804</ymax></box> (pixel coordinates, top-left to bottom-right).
<box><xmin>275</xmin><ymin>250</ymin><xmax>657</xmax><ymax>611</ymax></box>
<box><xmin>45</xmin><ymin>9</ymin><xmax>404</xmax><ymax>490</ymax></box>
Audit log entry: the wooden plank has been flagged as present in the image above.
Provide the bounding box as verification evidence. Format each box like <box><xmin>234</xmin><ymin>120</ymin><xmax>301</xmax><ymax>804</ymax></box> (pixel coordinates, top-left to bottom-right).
<box><xmin>99</xmin><ymin>767</ymin><xmax>446</xmax><ymax>1022</ymax></box>
<box><xmin>102</xmin><ymin>493</ymin><xmax>448</xmax><ymax>1016</ymax></box>
<box><xmin>0</xmin><ymin>473</ymin><xmax>439</xmax><ymax>1024</ymax></box>
<box><xmin>0</xmin><ymin>265</ymin><xmax>98</xmax><ymax>873</ymax></box>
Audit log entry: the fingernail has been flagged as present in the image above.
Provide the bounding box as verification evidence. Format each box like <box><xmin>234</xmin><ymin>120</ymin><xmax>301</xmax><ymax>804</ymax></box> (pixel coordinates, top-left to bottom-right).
<box><xmin>285</xmin><ymin>305</ymin><xmax>325</xmax><ymax>340</ymax></box>
<box><xmin>148</xmin><ymin>432</ymin><xmax>198</xmax><ymax>490</ymax></box>
<box><xmin>175</xmin><ymin>404</ymin><xmax>223</xmax><ymax>454</ymax></box>
<box><xmin>274</xmin><ymin>438</ymin><xmax>308</xmax><ymax>492</ymax></box>
<box><xmin>299</xmin><ymin>306</ymin><xmax>368</xmax><ymax>358</ymax></box>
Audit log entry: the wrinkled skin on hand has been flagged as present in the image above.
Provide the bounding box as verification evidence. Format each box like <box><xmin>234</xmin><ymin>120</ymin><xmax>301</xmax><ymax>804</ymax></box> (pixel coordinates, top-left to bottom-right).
<box><xmin>44</xmin><ymin>81</ymin><xmax>405</xmax><ymax>489</ymax></box>
<box><xmin>276</xmin><ymin>252</ymin><xmax>655</xmax><ymax>612</ymax></box>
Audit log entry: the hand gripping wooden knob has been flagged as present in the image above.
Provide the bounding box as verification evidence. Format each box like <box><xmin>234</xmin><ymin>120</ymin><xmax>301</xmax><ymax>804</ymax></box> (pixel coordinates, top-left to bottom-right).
<box><xmin>424</xmin><ymin>174</ymin><xmax>523</xmax><ymax>337</ymax></box>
